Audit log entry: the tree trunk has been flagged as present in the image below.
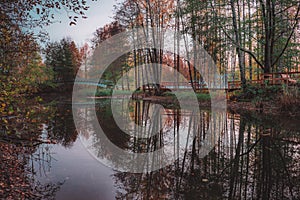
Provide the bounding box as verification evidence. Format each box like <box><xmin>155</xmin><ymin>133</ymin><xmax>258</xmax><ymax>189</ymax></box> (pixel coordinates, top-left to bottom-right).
<box><xmin>230</xmin><ymin>0</ymin><xmax>246</xmax><ymax>87</ymax></box>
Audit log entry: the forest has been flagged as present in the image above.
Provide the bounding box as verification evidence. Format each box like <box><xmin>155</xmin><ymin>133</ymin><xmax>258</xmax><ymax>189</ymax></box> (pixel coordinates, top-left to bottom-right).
<box><xmin>2</xmin><ymin>0</ymin><xmax>300</xmax><ymax>104</ymax></box>
<box><xmin>0</xmin><ymin>0</ymin><xmax>300</xmax><ymax>199</ymax></box>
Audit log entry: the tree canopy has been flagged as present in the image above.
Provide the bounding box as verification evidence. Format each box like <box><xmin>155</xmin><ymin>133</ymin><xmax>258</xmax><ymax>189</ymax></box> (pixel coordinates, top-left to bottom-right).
<box><xmin>45</xmin><ymin>38</ymin><xmax>82</xmax><ymax>83</ymax></box>
<box><xmin>92</xmin><ymin>0</ymin><xmax>300</xmax><ymax>89</ymax></box>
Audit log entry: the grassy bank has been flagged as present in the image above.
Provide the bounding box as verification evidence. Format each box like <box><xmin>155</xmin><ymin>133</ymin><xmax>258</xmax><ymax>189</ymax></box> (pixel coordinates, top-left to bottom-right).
<box><xmin>229</xmin><ymin>84</ymin><xmax>300</xmax><ymax>116</ymax></box>
<box><xmin>94</xmin><ymin>85</ymin><xmax>300</xmax><ymax>117</ymax></box>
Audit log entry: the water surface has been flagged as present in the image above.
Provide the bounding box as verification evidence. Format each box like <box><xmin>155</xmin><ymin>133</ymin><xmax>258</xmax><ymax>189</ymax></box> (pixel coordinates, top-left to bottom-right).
<box><xmin>28</xmin><ymin>99</ymin><xmax>300</xmax><ymax>199</ymax></box>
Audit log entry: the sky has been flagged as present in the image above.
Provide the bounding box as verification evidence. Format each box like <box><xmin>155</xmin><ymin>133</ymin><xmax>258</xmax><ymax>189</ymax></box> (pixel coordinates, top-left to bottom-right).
<box><xmin>45</xmin><ymin>0</ymin><xmax>118</xmax><ymax>46</ymax></box>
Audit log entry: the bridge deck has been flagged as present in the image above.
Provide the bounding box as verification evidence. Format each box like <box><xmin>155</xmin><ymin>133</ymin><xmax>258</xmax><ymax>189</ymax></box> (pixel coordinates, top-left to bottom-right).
<box><xmin>68</xmin><ymin>72</ymin><xmax>300</xmax><ymax>93</ymax></box>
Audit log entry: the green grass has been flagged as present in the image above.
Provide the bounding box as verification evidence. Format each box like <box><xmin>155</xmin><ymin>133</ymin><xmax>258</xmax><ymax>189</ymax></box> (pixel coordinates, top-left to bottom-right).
<box><xmin>95</xmin><ymin>89</ymin><xmax>139</xmax><ymax>96</ymax></box>
<box><xmin>233</xmin><ymin>84</ymin><xmax>282</xmax><ymax>102</ymax></box>
<box><xmin>95</xmin><ymin>89</ymin><xmax>112</xmax><ymax>97</ymax></box>
<box><xmin>95</xmin><ymin>89</ymin><xmax>212</xmax><ymax>101</ymax></box>
<box><xmin>162</xmin><ymin>91</ymin><xmax>211</xmax><ymax>101</ymax></box>
<box><xmin>196</xmin><ymin>93</ymin><xmax>211</xmax><ymax>101</ymax></box>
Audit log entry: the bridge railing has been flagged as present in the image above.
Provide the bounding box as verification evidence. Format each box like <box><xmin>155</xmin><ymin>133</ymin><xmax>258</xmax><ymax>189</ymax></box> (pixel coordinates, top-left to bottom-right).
<box><xmin>260</xmin><ymin>72</ymin><xmax>299</xmax><ymax>85</ymax></box>
<box><xmin>161</xmin><ymin>81</ymin><xmax>208</xmax><ymax>90</ymax></box>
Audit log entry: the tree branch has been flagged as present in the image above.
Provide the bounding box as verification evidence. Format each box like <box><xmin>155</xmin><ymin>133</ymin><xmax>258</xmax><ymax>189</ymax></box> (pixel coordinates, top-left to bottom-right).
<box><xmin>209</xmin><ymin>1</ymin><xmax>264</xmax><ymax>70</ymax></box>
<box><xmin>272</xmin><ymin>2</ymin><xmax>300</xmax><ymax>67</ymax></box>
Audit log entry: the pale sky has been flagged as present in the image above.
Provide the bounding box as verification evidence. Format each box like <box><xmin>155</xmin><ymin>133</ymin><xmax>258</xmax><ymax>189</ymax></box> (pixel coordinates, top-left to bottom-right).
<box><xmin>45</xmin><ymin>0</ymin><xmax>119</xmax><ymax>46</ymax></box>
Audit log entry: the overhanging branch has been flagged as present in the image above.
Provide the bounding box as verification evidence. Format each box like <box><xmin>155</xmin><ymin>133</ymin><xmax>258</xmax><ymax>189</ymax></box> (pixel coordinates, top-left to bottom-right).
<box><xmin>210</xmin><ymin>1</ymin><xmax>264</xmax><ymax>70</ymax></box>
<box><xmin>272</xmin><ymin>2</ymin><xmax>300</xmax><ymax>67</ymax></box>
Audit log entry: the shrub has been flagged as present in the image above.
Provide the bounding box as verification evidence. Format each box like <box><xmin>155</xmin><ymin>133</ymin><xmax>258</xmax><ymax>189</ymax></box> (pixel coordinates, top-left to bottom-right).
<box><xmin>95</xmin><ymin>89</ymin><xmax>112</xmax><ymax>97</ymax></box>
<box><xmin>161</xmin><ymin>91</ymin><xmax>175</xmax><ymax>97</ymax></box>
<box><xmin>235</xmin><ymin>84</ymin><xmax>281</xmax><ymax>102</ymax></box>
<box><xmin>196</xmin><ymin>93</ymin><xmax>211</xmax><ymax>101</ymax></box>
<box><xmin>279</xmin><ymin>85</ymin><xmax>299</xmax><ymax>112</ymax></box>
<box><xmin>162</xmin><ymin>91</ymin><xmax>211</xmax><ymax>101</ymax></box>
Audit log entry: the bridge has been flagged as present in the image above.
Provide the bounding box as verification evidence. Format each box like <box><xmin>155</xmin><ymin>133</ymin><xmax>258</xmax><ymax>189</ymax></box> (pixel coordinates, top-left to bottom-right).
<box><xmin>66</xmin><ymin>72</ymin><xmax>300</xmax><ymax>94</ymax></box>
<box><xmin>225</xmin><ymin>72</ymin><xmax>300</xmax><ymax>91</ymax></box>
<box><xmin>56</xmin><ymin>78</ymin><xmax>114</xmax><ymax>88</ymax></box>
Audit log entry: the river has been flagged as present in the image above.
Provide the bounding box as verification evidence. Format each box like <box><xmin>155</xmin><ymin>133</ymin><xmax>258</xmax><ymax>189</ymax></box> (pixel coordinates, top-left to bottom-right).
<box><xmin>25</xmin><ymin>98</ymin><xmax>300</xmax><ymax>199</ymax></box>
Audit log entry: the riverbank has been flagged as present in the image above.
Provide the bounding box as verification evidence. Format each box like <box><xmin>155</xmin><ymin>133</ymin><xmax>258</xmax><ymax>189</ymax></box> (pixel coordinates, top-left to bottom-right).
<box><xmin>130</xmin><ymin>94</ymin><xmax>300</xmax><ymax>118</ymax></box>
<box><xmin>39</xmin><ymin>88</ymin><xmax>300</xmax><ymax>118</ymax></box>
<box><xmin>34</xmin><ymin>85</ymin><xmax>300</xmax><ymax>118</ymax></box>
<box><xmin>0</xmin><ymin>91</ymin><xmax>300</xmax><ymax>199</ymax></box>
<box><xmin>125</xmin><ymin>84</ymin><xmax>300</xmax><ymax>117</ymax></box>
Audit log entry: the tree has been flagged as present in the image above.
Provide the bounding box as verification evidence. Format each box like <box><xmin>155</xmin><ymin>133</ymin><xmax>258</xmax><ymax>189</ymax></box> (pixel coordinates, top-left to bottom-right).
<box><xmin>79</xmin><ymin>43</ymin><xmax>92</xmax><ymax>79</ymax></box>
<box><xmin>91</xmin><ymin>21</ymin><xmax>126</xmax><ymax>84</ymax></box>
<box><xmin>250</xmin><ymin>0</ymin><xmax>300</xmax><ymax>74</ymax></box>
<box><xmin>0</xmin><ymin>19</ymin><xmax>38</xmax><ymax>73</ymax></box>
<box><xmin>113</xmin><ymin>0</ymin><xmax>177</xmax><ymax>91</ymax></box>
<box><xmin>92</xmin><ymin>21</ymin><xmax>125</xmax><ymax>48</ymax></box>
<box><xmin>0</xmin><ymin>0</ymin><xmax>92</xmax><ymax>28</ymax></box>
<box><xmin>230</xmin><ymin>0</ymin><xmax>246</xmax><ymax>86</ymax></box>
<box><xmin>20</xmin><ymin>52</ymin><xmax>55</xmax><ymax>92</ymax></box>
<box><xmin>45</xmin><ymin>38</ymin><xmax>82</xmax><ymax>83</ymax></box>
<box><xmin>182</xmin><ymin>0</ymin><xmax>300</xmax><ymax>86</ymax></box>
<box><xmin>0</xmin><ymin>26</ymin><xmax>51</xmax><ymax>95</ymax></box>
<box><xmin>229</xmin><ymin>0</ymin><xmax>299</xmax><ymax>74</ymax></box>
<box><xmin>0</xmin><ymin>0</ymin><xmax>95</xmax><ymax>96</ymax></box>
<box><xmin>0</xmin><ymin>0</ymin><xmax>94</xmax><ymax>65</ymax></box>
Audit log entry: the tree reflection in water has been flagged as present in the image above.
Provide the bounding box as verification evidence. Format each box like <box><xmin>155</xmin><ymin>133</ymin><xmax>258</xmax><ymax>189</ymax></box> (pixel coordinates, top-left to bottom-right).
<box><xmin>47</xmin><ymin>104</ymin><xmax>78</xmax><ymax>147</ymax></box>
<box><xmin>0</xmin><ymin>101</ymin><xmax>78</xmax><ymax>199</ymax></box>
<box><xmin>76</xmin><ymin>99</ymin><xmax>300</xmax><ymax>200</ymax></box>
<box><xmin>29</xmin><ymin>103</ymin><xmax>79</xmax><ymax>199</ymax></box>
